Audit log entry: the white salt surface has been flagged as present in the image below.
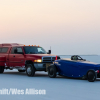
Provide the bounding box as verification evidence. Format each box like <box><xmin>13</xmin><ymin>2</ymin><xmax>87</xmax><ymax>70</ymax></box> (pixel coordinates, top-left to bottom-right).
<box><xmin>0</xmin><ymin>69</ymin><xmax>100</xmax><ymax>100</ymax></box>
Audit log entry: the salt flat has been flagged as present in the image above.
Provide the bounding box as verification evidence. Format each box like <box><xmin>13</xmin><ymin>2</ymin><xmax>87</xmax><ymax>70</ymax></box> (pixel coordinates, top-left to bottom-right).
<box><xmin>0</xmin><ymin>69</ymin><xmax>100</xmax><ymax>100</ymax></box>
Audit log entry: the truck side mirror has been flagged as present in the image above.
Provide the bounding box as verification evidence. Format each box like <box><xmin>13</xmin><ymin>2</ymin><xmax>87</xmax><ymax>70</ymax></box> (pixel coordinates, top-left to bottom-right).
<box><xmin>47</xmin><ymin>50</ymin><xmax>51</xmax><ymax>54</ymax></box>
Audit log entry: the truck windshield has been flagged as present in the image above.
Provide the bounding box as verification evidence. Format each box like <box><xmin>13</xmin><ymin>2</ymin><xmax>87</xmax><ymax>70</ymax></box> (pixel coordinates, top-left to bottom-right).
<box><xmin>23</xmin><ymin>46</ymin><xmax>47</xmax><ymax>54</ymax></box>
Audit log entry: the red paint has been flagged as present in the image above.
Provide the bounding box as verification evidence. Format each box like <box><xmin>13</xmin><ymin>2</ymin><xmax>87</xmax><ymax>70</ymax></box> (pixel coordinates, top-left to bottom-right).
<box><xmin>97</xmin><ymin>70</ymin><xmax>99</xmax><ymax>73</ymax></box>
<box><xmin>0</xmin><ymin>43</ymin><xmax>57</xmax><ymax>68</ymax></box>
<box><xmin>55</xmin><ymin>56</ymin><xmax>57</xmax><ymax>60</ymax></box>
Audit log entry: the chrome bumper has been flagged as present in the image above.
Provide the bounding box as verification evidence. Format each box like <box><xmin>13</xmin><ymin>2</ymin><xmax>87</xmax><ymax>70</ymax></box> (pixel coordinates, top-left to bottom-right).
<box><xmin>34</xmin><ymin>63</ymin><xmax>46</xmax><ymax>71</ymax></box>
<box><xmin>34</xmin><ymin>63</ymin><xmax>52</xmax><ymax>71</ymax></box>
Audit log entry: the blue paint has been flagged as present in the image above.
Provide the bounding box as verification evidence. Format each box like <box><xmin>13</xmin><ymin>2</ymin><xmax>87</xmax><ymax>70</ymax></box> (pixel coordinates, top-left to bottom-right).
<box><xmin>54</xmin><ymin>58</ymin><xmax>100</xmax><ymax>78</ymax></box>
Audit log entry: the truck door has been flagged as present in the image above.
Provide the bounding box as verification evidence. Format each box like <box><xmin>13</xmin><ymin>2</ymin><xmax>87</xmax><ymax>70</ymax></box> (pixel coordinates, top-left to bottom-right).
<box><xmin>9</xmin><ymin>47</ymin><xmax>25</xmax><ymax>67</ymax></box>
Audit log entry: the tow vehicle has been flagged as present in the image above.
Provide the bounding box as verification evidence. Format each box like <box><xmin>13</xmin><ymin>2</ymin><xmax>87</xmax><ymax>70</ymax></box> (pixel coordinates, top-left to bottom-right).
<box><xmin>0</xmin><ymin>43</ymin><xmax>60</xmax><ymax>76</ymax></box>
<box><xmin>48</xmin><ymin>55</ymin><xmax>100</xmax><ymax>82</ymax></box>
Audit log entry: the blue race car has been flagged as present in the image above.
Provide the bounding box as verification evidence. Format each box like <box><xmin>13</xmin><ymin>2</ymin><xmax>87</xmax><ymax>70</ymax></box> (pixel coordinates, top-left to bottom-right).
<box><xmin>48</xmin><ymin>55</ymin><xmax>100</xmax><ymax>82</ymax></box>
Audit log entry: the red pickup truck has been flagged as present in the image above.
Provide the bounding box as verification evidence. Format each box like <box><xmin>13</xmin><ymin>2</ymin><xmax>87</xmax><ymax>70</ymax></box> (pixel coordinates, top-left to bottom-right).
<box><xmin>0</xmin><ymin>43</ymin><xmax>60</xmax><ymax>76</ymax></box>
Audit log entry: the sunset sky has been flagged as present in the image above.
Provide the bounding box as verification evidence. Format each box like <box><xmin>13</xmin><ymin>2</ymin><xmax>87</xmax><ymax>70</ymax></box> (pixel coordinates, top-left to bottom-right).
<box><xmin>0</xmin><ymin>0</ymin><xmax>100</xmax><ymax>55</ymax></box>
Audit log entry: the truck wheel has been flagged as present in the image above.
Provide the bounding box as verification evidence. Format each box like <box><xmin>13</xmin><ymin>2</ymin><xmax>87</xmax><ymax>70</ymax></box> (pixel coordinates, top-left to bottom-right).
<box><xmin>87</xmin><ymin>70</ymin><xmax>96</xmax><ymax>82</ymax></box>
<box><xmin>26</xmin><ymin>64</ymin><xmax>35</xmax><ymax>76</ymax></box>
<box><xmin>18</xmin><ymin>70</ymin><xmax>25</xmax><ymax>72</ymax></box>
<box><xmin>48</xmin><ymin>65</ymin><xmax>57</xmax><ymax>78</ymax></box>
<box><xmin>0</xmin><ymin>66</ymin><xmax>4</xmax><ymax>73</ymax></box>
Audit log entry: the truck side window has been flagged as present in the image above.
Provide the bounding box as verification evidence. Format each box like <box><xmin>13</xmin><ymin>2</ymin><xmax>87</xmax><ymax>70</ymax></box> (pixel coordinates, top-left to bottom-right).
<box><xmin>11</xmin><ymin>47</ymin><xmax>23</xmax><ymax>54</ymax></box>
<box><xmin>0</xmin><ymin>48</ymin><xmax>2</xmax><ymax>53</ymax></box>
<box><xmin>2</xmin><ymin>48</ymin><xmax>8</xmax><ymax>53</ymax></box>
<box><xmin>11</xmin><ymin>47</ymin><xmax>17</xmax><ymax>54</ymax></box>
<box><xmin>0</xmin><ymin>47</ymin><xmax>8</xmax><ymax>53</ymax></box>
<box><xmin>16</xmin><ymin>47</ymin><xmax>23</xmax><ymax>54</ymax></box>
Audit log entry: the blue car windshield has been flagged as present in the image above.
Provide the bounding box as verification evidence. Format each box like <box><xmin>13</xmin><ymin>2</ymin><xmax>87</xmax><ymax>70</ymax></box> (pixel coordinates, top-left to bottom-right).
<box><xmin>23</xmin><ymin>46</ymin><xmax>47</xmax><ymax>54</ymax></box>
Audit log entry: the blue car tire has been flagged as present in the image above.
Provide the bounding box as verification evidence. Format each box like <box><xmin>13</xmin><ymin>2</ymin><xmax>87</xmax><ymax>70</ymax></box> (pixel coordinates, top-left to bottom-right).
<box><xmin>87</xmin><ymin>70</ymin><xmax>96</xmax><ymax>82</ymax></box>
<box><xmin>48</xmin><ymin>64</ymin><xmax>57</xmax><ymax>78</ymax></box>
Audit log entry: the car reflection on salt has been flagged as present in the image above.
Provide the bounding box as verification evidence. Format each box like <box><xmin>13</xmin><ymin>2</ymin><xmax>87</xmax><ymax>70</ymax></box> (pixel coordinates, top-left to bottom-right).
<box><xmin>48</xmin><ymin>55</ymin><xmax>100</xmax><ymax>82</ymax></box>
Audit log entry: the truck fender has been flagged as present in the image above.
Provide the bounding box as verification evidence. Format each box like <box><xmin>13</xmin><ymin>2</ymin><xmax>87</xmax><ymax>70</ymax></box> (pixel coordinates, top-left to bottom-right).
<box><xmin>25</xmin><ymin>60</ymin><xmax>33</xmax><ymax>65</ymax></box>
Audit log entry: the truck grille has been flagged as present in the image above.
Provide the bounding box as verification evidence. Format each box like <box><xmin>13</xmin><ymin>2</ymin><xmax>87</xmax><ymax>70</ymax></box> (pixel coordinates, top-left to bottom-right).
<box><xmin>42</xmin><ymin>56</ymin><xmax>60</xmax><ymax>62</ymax></box>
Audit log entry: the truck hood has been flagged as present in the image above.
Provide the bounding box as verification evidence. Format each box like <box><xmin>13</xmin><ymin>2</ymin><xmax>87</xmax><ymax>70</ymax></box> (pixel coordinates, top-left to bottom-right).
<box><xmin>25</xmin><ymin>54</ymin><xmax>57</xmax><ymax>58</ymax></box>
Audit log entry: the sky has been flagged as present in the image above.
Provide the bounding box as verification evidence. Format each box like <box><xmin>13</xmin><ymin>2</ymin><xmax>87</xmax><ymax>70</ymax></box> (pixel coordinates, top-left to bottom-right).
<box><xmin>0</xmin><ymin>0</ymin><xmax>100</xmax><ymax>55</ymax></box>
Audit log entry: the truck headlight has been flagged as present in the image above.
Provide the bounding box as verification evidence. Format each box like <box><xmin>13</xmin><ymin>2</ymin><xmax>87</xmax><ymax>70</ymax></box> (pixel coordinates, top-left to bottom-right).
<box><xmin>34</xmin><ymin>59</ymin><xmax>42</xmax><ymax>62</ymax></box>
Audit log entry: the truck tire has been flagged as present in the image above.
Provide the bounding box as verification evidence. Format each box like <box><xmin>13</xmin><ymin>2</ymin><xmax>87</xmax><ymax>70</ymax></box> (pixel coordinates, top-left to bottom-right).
<box><xmin>26</xmin><ymin>64</ymin><xmax>35</xmax><ymax>76</ymax></box>
<box><xmin>48</xmin><ymin>64</ymin><xmax>57</xmax><ymax>78</ymax></box>
<box><xmin>0</xmin><ymin>66</ymin><xmax>4</xmax><ymax>73</ymax></box>
<box><xmin>87</xmin><ymin>70</ymin><xmax>96</xmax><ymax>82</ymax></box>
<box><xmin>18</xmin><ymin>70</ymin><xmax>26</xmax><ymax>72</ymax></box>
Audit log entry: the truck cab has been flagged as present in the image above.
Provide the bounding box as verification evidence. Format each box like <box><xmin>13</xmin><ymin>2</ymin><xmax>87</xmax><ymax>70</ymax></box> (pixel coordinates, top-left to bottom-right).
<box><xmin>0</xmin><ymin>43</ymin><xmax>60</xmax><ymax>76</ymax></box>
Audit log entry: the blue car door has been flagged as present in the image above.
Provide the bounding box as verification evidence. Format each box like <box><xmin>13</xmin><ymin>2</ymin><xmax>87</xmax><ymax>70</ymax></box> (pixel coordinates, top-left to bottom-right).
<box><xmin>59</xmin><ymin>60</ymin><xmax>81</xmax><ymax>77</ymax></box>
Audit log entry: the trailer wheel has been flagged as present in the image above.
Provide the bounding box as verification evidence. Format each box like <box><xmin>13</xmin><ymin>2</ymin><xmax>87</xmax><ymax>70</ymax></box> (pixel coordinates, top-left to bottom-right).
<box><xmin>26</xmin><ymin>64</ymin><xmax>35</xmax><ymax>76</ymax></box>
<box><xmin>87</xmin><ymin>70</ymin><xmax>96</xmax><ymax>82</ymax></box>
<box><xmin>0</xmin><ymin>66</ymin><xmax>4</xmax><ymax>73</ymax></box>
<box><xmin>48</xmin><ymin>65</ymin><xmax>57</xmax><ymax>78</ymax></box>
<box><xmin>18</xmin><ymin>70</ymin><xmax>26</xmax><ymax>72</ymax></box>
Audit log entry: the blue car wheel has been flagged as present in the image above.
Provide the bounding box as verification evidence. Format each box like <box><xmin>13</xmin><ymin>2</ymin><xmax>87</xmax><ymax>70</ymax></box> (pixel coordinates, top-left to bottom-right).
<box><xmin>48</xmin><ymin>65</ymin><xmax>57</xmax><ymax>78</ymax></box>
<box><xmin>87</xmin><ymin>70</ymin><xmax>96</xmax><ymax>82</ymax></box>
